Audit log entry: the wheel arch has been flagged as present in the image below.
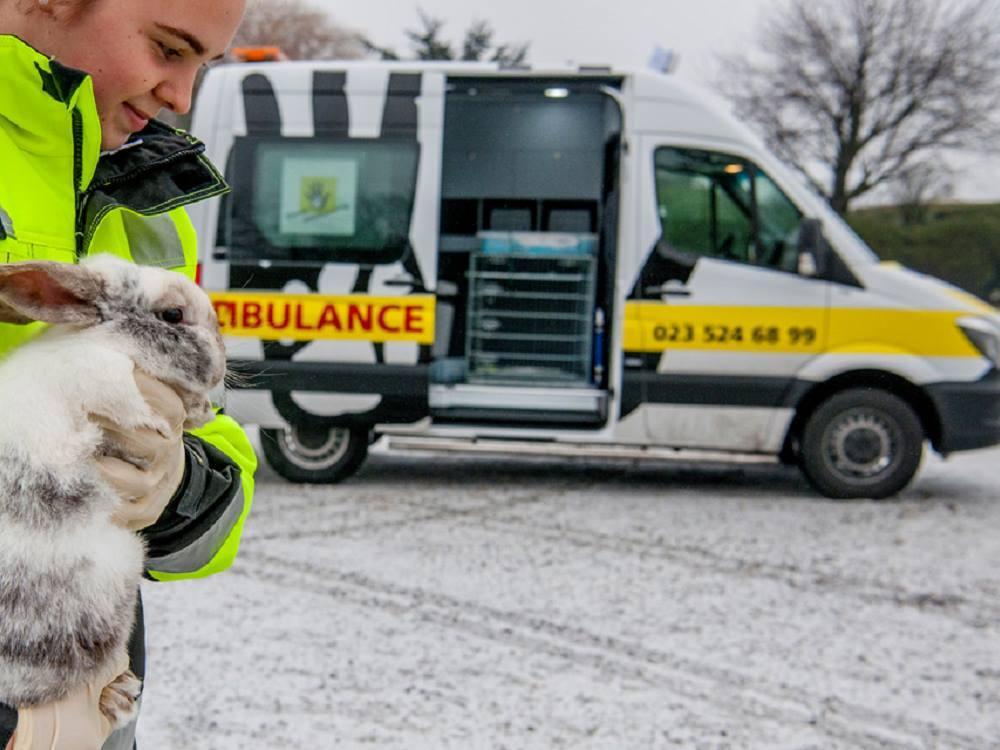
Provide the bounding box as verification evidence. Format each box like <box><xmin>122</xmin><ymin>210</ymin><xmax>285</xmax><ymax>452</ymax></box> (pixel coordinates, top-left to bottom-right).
<box><xmin>259</xmin><ymin>423</ymin><xmax>371</xmax><ymax>484</ymax></box>
<box><xmin>782</xmin><ymin>369</ymin><xmax>943</xmax><ymax>461</ymax></box>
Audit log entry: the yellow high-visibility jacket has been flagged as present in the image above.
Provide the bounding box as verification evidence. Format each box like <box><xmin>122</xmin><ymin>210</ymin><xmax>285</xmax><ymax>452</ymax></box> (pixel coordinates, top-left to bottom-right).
<box><xmin>0</xmin><ymin>34</ymin><xmax>256</xmax><ymax>581</ymax></box>
<box><xmin>0</xmin><ymin>33</ymin><xmax>258</xmax><ymax>750</ymax></box>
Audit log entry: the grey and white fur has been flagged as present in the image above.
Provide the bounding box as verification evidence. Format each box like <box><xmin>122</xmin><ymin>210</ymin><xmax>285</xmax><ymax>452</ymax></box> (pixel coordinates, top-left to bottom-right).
<box><xmin>0</xmin><ymin>255</ymin><xmax>225</xmax><ymax>726</ymax></box>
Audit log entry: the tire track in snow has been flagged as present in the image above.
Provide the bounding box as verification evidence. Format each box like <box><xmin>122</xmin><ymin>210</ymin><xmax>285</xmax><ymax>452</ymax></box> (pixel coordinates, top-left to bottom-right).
<box><xmin>247</xmin><ymin>492</ymin><xmax>545</xmax><ymax>542</ymax></box>
<box><xmin>234</xmin><ymin>552</ymin><xmax>990</xmax><ymax>750</ymax></box>
<box><xmin>249</xmin><ymin>490</ymin><xmax>1000</xmax><ymax>630</ymax></box>
<box><xmin>468</xmin><ymin>515</ymin><xmax>1000</xmax><ymax>630</ymax></box>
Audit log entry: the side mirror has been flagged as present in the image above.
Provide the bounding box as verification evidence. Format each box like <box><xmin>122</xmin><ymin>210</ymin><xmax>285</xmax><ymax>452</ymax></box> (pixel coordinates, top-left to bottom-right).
<box><xmin>796</xmin><ymin>218</ymin><xmax>830</xmax><ymax>278</ymax></box>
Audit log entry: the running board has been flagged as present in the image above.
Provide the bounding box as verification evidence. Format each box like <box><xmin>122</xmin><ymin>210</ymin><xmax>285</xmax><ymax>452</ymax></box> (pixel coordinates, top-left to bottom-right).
<box><xmin>429</xmin><ymin>384</ymin><xmax>606</xmax><ymax>413</ymax></box>
<box><xmin>429</xmin><ymin>384</ymin><xmax>608</xmax><ymax>427</ymax></box>
<box><xmin>382</xmin><ymin>436</ymin><xmax>778</xmax><ymax>465</ymax></box>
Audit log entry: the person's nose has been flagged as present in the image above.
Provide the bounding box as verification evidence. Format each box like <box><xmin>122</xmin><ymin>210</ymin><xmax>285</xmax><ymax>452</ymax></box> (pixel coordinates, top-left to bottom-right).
<box><xmin>153</xmin><ymin>68</ymin><xmax>199</xmax><ymax>116</ymax></box>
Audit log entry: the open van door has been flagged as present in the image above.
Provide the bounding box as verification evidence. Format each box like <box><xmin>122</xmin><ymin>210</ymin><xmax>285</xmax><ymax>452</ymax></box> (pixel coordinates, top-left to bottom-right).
<box><xmin>426</xmin><ymin>76</ymin><xmax>624</xmax><ymax>429</ymax></box>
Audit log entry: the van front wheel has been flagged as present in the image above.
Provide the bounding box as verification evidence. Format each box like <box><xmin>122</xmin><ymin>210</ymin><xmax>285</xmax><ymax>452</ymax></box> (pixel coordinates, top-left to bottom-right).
<box><xmin>260</xmin><ymin>425</ymin><xmax>369</xmax><ymax>484</ymax></box>
<box><xmin>800</xmin><ymin>389</ymin><xmax>923</xmax><ymax>499</ymax></box>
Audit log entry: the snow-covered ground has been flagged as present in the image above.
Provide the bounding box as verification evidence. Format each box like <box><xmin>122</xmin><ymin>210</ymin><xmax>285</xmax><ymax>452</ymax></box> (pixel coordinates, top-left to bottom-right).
<box><xmin>137</xmin><ymin>443</ymin><xmax>1000</xmax><ymax>749</ymax></box>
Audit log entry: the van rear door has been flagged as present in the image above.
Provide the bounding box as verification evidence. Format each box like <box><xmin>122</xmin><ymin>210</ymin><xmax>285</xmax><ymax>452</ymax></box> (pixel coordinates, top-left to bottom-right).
<box><xmin>204</xmin><ymin>67</ymin><xmax>445</xmax><ymax>431</ymax></box>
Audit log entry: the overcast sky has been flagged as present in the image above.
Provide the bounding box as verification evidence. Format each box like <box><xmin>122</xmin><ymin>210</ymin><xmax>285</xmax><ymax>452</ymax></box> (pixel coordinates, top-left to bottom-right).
<box><xmin>310</xmin><ymin>0</ymin><xmax>999</xmax><ymax>202</ymax></box>
<box><xmin>316</xmin><ymin>0</ymin><xmax>769</xmax><ymax>83</ymax></box>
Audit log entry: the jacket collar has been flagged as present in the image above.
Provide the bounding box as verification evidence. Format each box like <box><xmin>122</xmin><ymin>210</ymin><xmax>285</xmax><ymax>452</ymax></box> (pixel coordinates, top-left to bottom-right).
<box><xmin>1</xmin><ymin>35</ymin><xmax>228</xmax><ymax>250</ymax></box>
<box><xmin>81</xmin><ymin>120</ymin><xmax>229</xmax><ymax>252</ymax></box>
<box><xmin>0</xmin><ymin>34</ymin><xmax>102</xmax><ymax>189</ymax></box>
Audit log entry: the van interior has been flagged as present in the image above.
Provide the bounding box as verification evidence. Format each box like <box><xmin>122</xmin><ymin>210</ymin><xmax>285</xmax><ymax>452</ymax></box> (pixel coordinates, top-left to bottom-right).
<box><xmin>430</xmin><ymin>76</ymin><xmax>623</xmax><ymax>426</ymax></box>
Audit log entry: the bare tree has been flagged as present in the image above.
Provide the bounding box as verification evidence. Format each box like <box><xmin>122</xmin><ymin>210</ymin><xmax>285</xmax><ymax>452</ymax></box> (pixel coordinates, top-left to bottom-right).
<box><xmin>719</xmin><ymin>0</ymin><xmax>1000</xmax><ymax>214</ymax></box>
<box><xmin>405</xmin><ymin>9</ymin><xmax>454</xmax><ymax>61</ymax></box>
<box><xmin>362</xmin><ymin>10</ymin><xmax>529</xmax><ymax>65</ymax></box>
<box><xmin>233</xmin><ymin>0</ymin><xmax>367</xmax><ymax>60</ymax></box>
<box><xmin>891</xmin><ymin>161</ymin><xmax>954</xmax><ymax>224</ymax></box>
<box><xmin>462</xmin><ymin>19</ymin><xmax>493</xmax><ymax>61</ymax></box>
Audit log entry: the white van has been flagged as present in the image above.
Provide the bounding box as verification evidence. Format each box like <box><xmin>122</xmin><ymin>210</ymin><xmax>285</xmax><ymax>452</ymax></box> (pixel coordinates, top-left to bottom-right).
<box><xmin>187</xmin><ymin>58</ymin><xmax>1000</xmax><ymax>498</ymax></box>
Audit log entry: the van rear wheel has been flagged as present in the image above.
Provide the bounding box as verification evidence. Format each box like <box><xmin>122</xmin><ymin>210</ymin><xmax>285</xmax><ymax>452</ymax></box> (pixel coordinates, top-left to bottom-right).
<box><xmin>260</xmin><ymin>425</ymin><xmax>368</xmax><ymax>484</ymax></box>
<box><xmin>800</xmin><ymin>389</ymin><xmax>923</xmax><ymax>499</ymax></box>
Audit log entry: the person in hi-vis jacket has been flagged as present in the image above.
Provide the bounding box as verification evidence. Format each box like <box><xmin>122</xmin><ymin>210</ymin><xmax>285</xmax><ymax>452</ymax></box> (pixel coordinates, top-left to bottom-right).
<box><xmin>0</xmin><ymin>1</ymin><xmax>255</xmax><ymax>748</ymax></box>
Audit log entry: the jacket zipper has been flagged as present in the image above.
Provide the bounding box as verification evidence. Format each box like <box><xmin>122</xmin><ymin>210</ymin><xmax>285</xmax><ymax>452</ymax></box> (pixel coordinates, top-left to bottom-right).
<box><xmin>72</xmin><ymin>108</ymin><xmax>85</xmax><ymax>261</ymax></box>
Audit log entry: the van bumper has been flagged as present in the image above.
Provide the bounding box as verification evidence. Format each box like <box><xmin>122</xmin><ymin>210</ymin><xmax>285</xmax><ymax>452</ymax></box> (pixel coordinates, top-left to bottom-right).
<box><xmin>928</xmin><ymin>369</ymin><xmax>1000</xmax><ymax>453</ymax></box>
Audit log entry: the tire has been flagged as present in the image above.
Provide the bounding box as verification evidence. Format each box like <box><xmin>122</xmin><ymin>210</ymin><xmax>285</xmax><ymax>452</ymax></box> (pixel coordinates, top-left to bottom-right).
<box><xmin>260</xmin><ymin>425</ymin><xmax>369</xmax><ymax>484</ymax></box>
<box><xmin>800</xmin><ymin>388</ymin><xmax>924</xmax><ymax>499</ymax></box>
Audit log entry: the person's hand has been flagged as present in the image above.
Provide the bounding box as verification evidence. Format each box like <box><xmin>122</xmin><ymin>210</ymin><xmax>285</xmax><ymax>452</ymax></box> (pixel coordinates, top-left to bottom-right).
<box><xmin>92</xmin><ymin>370</ymin><xmax>187</xmax><ymax>531</ymax></box>
<box><xmin>12</xmin><ymin>652</ymin><xmax>137</xmax><ymax>750</ymax></box>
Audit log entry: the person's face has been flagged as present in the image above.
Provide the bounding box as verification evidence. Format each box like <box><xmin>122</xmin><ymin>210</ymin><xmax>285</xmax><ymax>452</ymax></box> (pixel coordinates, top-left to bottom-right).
<box><xmin>55</xmin><ymin>0</ymin><xmax>245</xmax><ymax>149</ymax></box>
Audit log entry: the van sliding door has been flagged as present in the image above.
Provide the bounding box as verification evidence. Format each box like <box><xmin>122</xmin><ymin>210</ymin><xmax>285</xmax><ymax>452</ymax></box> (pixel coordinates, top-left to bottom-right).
<box><xmin>429</xmin><ymin>78</ymin><xmax>623</xmax><ymax>428</ymax></box>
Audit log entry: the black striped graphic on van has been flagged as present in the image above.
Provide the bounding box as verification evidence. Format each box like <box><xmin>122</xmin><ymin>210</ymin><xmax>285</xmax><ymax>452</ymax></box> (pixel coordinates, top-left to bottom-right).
<box><xmin>382</xmin><ymin>73</ymin><xmax>420</xmax><ymax>140</ymax></box>
<box><xmin>312</xmin><ymin>71</ymin><xmax>349</xmax><ymax>137</ymax></box>
<box><xmin>241</xmin><ymin>73</ymin><xmax>281</xmax><ymax>136</ymax></box>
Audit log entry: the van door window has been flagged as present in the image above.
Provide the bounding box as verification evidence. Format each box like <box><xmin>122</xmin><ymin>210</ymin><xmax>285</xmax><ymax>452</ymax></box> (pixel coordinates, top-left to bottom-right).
<box><xmin>653</xmin><ymin>147</ymin><xmax>803</xmax><ymax>272</ymax></box>
<box><xmin>223</xmin><ymin>138</ymin><xmax>420</xmax><ymax>266</ymax></box>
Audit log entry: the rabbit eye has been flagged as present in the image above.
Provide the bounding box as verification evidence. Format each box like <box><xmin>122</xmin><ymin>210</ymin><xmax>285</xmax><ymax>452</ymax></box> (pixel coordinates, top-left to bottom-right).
<box><xmin>158</xmin><ymin>308</ymin><xmax>184</xmax><ymax>325</ymax></box>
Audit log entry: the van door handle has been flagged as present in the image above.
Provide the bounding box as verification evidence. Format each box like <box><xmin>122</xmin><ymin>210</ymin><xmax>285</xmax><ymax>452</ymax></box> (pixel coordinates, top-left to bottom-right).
<box><xmin>645</xmin><ymin>283</ymin><xmax>691</xmax><ymax>297</ymax></box>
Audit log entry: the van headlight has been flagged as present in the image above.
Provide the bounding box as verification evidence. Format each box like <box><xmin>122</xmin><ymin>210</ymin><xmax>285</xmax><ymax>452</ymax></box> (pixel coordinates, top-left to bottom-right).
<box><xmin>959</xmin><ymin>317</ymin><xmax>1000</xmax><ymax>367</ymax></box>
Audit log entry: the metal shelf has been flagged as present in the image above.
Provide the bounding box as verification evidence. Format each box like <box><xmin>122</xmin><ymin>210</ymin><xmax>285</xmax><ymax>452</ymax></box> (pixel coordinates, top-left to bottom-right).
<box><xmin>470</xmin><ymin>310</ymin><xmax>591</xmax><ymax>322</ymax></box>
<box><xmin>473</xmin><ymin>352</ymin><xmax>586</xmax><ymax>362</ymax></box>
<box><xmin>468</xmin><ymin>271</ymin><xmax>589</xmax><ymax>282</ymax></box>
<box><xmin>473</xmin><ymin>290</ymin><xmax>592</xmax><ymax>302</ymax></box>
<box><xmin>466</xmin><ymin>249</ymin><xmax>597</xmax><ymax>386</ymax></box>
<box><xmin>470</xmin><ymin>331</ymin><xmax>588</xmax><ymax>343</ymax></box>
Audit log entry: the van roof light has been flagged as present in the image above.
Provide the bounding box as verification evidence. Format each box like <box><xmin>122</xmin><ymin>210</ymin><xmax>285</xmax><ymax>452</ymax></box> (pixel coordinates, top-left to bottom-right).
<box><xmin>230</xmin><ymin>46</ymin><xmax>287</xmax><ymax>63</ymax></box>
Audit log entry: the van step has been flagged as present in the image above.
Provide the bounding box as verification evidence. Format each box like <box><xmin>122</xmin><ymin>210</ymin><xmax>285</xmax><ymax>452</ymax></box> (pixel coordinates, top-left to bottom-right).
<box><xmin>381</xmin><ymin>436</ymin><xmax>778</xmax><ymax>465</ymax></box>
<box><xmin>429</xmin><ymin>383</ymin><xmax>605</xmax><ymax>414</ymax></box>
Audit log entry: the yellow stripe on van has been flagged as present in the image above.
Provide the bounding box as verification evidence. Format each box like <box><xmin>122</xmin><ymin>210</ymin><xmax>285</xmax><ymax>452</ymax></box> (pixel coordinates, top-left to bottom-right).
<box><xmin>210</xmin><ymin>291</ymin><xmax>436</xmax><ymax>344</ymax></box>
<box><xmin>828</xmin><ymin>308</ymin><xmax>978</xmax><ymax>356</ymax></box>
<box><xmin>624</xmin><ymin>302</ymin><xmax>979</xmax><ymax>358</ymax></box>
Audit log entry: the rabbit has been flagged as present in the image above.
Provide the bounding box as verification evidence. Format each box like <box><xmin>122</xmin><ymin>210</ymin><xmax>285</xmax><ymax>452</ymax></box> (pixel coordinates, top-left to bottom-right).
<box><xmin>0</xmin><ymin>254</ymin><xmax>226</xmax><ymax>728</ymax></box>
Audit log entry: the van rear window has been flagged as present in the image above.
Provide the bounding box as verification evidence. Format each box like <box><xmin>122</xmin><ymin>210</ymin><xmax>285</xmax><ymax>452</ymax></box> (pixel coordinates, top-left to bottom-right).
<box><xmin>222</xmin><ymin>138</ymin><xmax>420</xmax><ymax>265</ymax></box>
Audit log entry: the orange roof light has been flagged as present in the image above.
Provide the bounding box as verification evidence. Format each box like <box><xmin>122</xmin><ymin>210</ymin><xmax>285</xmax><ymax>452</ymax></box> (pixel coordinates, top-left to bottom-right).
<box><xmin>230</xmin><ymin>46</ymin><xmax>287</xmax><ymax>63</ymax></box>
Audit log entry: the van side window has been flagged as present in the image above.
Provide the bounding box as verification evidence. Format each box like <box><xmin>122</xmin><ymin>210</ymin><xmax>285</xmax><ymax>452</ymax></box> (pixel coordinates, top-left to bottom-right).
<box><xmin>653</xmin><ymin>147</ymin><xmax>803</xmax><ymax>272</ymax></box>
<box><xmin>223</xmin><ymin>138</ymin><xmax>420</xmax><ymax>265</ymax></box>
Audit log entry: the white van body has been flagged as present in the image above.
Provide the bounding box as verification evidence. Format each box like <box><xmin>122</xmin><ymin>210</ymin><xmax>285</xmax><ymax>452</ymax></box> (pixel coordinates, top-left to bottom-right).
<box><xmin>188</xmin><ymin>60</ymin><xmax>1000</xmax><ymax>498</ymax></box>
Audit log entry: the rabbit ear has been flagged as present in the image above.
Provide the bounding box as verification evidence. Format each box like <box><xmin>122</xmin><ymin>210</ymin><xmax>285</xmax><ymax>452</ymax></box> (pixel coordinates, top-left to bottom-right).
<box><xmin>0</xmin><ymin>261</ymin><xmax>104</xmax><ymax>325</ymax></box>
